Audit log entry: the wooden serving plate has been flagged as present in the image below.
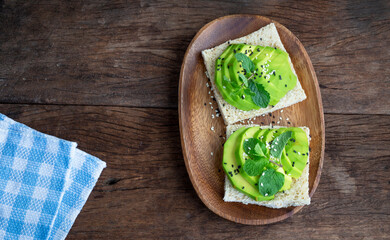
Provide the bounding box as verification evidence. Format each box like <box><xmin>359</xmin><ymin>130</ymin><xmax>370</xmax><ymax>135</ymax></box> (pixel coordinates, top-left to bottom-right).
<box><xmin>179</xmin><ymin>15</ymin><xmax>325</xmax><ymax>225</ymax></box>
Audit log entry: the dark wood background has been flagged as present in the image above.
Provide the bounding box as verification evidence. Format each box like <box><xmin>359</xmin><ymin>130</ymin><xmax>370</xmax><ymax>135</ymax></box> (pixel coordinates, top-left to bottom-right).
<box><xmin>1</xmin><ymin>0</ymin><xmax>389</xmax><ymax>239</ymax></box>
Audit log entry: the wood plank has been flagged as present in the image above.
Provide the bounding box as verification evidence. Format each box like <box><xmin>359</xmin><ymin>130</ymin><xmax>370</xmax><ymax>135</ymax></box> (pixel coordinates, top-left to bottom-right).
<box><xmin>1</xmin><ymin>1</ymin><xmax>389</xmax><ymax>114</ymax></box>
<box><xmin>0</xmin><ymin>104</ymin><xmax>388</xmax><ymax>239</ymax></box>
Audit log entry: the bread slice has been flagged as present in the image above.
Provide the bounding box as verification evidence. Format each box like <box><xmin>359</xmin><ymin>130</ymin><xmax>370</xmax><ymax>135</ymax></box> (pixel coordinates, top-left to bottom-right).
<box><xmin>223</xmin><ymin>124</ymin><xmax>310</xmax><ymax>208</ymax></box>
<box><xmin>202</xmin><ymin>23</ymin><xmax>306</xmax><ymax>125</ymax></box>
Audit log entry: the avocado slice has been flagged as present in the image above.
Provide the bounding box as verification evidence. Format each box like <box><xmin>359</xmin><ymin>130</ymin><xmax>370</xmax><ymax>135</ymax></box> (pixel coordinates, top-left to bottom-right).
<box><xmin>215</xmin><ymin>43</ymin><xmax>297</xmax><ymax>111</ymax></box>
<box><xmin>282</xmin><ymin>128</ymin><xmax>309</xmax><ymax>178</ymax></box>
<box><xmin>235</xmin><ymin>126</ymin><xmax>261</xmax><ymax>185</ymax></box>
<box><xmin>223</xmin><ymin>127</ymin><xmax>273</xmax><ymax>201</ymax></box>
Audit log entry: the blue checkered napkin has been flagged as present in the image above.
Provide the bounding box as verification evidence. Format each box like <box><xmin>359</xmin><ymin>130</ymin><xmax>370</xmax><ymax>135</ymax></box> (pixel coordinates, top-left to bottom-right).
<box><xmin>0</xmin><ymin>114</ymin><xmax>106</xmax><ymax>240</ymax></box>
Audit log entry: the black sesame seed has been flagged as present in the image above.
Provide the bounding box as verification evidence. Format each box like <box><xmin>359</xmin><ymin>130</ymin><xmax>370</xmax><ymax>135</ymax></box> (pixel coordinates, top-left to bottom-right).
<box><xmin>261</xmin><ymin>122</ymin><xmax>264</xmax><ymax>124</ymax></box>
<box><xmin>285</xmin><ymin>84</ymin><xmax>287</xmax><ymax>87</ymax></box>
<box><xmin>309</xmin><ymin>147</ymin><xmax>311</xmax><ymax>152</ymax></box>
<box><xmin>306</xmin><ymin>152</ymin><xmax>309</xmax><ymax>155</ymax></box>
<box><xmin>227</xmin><ymin>66</ymin><xmax>230</xmax><ymax>69</ymax></box>
<box><xmin>292</xmin><ymin>162</ymin><xmax>295</xmax><ymax>167</ymax></box>
<box><xmin>269</xmin><ymin>113</ymin><xmax>272</xmax><ymax>116</ymax></box>
<box><xmin>293</xmin><ymin>150</ymin><xmax>297</xmax><ymax>153</ymax></box>
<box><xmin>242</xmin><ymin>186</ymin><xmax>245</xmax><ymax>189</ymax></box>
<box><xmin>267</xmin><ymin>81</ymin><xmax>270</xmax><ymax>83</ymax></box>
<box><xmin>224</xmin><ymin>162</ymin><xmax>227</xmax><ymax>165</ymax></box>
<box><xmin>218</xmin><ymin>169</ymin><xmax>221</xmax><ymax>172</ymax></box>
<box><xmin>288</xmin><ymin>121</ymin><xmax>291</xmax><ymax>124</ymax></box>
<box><xmin>255</xmin><ymin>183</ymin><xmax>258</xmax><ymax>186</ymax></box>
<box><xmin>204</xmin><ymin>103</ymin><xmax>206</xmax><ymax>106</ymax></box>
<box><xmin>273</xmin><ymin>72</ymin><xmax>276</xmax><ymax>76</ymax></box>
<box><xmin>279</xmin><ymin>75</ymin><xmax>282</xmax><ymax>80</ymax></box>
<box><xmin>249</xmin><ymin>46</ymin><xmax>251</xmax><ymax>48</ymax></box>
<box><xmin>286</xmin><ymin>153</ymin><xmax>288</xmax><ymax>156</ymax></box>
<box><xmin>237</xmin><ymin>71</ymin><xmax>239</xmax><ymax>74</ymax></box>
<box><xmin>223</xmin><ymin>104</ymin><xmax>225</xmax><ymax>107</ymax></box>
<box><xmin>228</xmin><ymin>41</ymin><xmax>230</xmax><ymax>44</ymax></box>
<box><xmin>272</xmin><ymin>121</ymin><xmax>275</xmax><ymax>124</ymax></box>
<box><xmin>260</xmin><ymin>38</ymin><xmax>262</xmax><ymax>40</ymax></box>
<box><xmin>234</xmin><ymin>49</ymin><xmax>236</xmax><ymax>53</ymax></box>
<box><xmin>275</xmin><ymin>130</ymin><xmax>278</xmax><ymax>133</ymax></box>
<box><xmin>238</xmin><ymin>165</ymin><xmax>241</xmax><ymax>169</ymax></box>
<box><xmin>257</xmin><ymin>48</ymin><xmax>260</xmax><ymax>52</ymax></box>
<box><xmin>261</xmin><ymin>65</ymin><xmax>263</xmax><ymax>68</ymax></box>
<box><xmin>274</xmin><ymin>47</ymin><xmax>277</xmax><ymax>50</ymax></box>
<box><xmin>273</xmin><ymin>115</ymin><xmax>275</xmax><ymax>118</ymax></box>
<box><xmin>271</xmin><ymin>105</ymin><xmax>275</xmax><ymax>108</ymax></box>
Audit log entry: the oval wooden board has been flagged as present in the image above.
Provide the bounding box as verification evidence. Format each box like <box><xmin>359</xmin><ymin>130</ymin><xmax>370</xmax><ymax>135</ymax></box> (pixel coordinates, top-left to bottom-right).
<box><xmin>179</xmin><ymin>15</ymin><xmax>325</xmax><ymax>225</ymax></box>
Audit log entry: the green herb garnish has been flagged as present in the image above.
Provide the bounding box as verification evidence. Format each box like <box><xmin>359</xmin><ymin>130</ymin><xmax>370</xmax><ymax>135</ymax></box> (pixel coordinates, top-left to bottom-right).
<box><xmin>258</xmin><ymin>168</ymin><xmax>285</xmax><ymax>196</ymax></box>
<box><xmin>235</xmin><ymin>53</ymin><xmax>255</xmax><ymax>73</ymax></box>
<box><xmin>243</xmin><ymin>138</ymin><xmax>266</xmax><ymax>159</ymax></box>
<box><xmin>243</xmin><ymin>158</ymin><xmax>269</xmax><ymax>176</ymax></box>
<box><xmin>270</xmin><ymin>131</ymin><xmax>293</xmax><ymax>159</ymax></box>
<box><xmin>233</xmin><ymin>53</ymin><xmax>270</xmax><ymax>108</ymax></box>
<box><xmin>248</xmin><ymin>81</ymin><xmax>270</xmax><ymax>108</ymax></box>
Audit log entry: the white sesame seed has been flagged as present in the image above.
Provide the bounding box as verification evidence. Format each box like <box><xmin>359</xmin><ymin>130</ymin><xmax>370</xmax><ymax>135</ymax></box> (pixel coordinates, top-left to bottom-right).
<box><xmin>286</xmin><ymin>117</ymin><xmax>289</xmax><ymax>120</ymax></box>
<box><xmin>208</xmin><ymin>91</ymin><xmax>211</xmax><ymax>94</ymax></box>
<box><xmin>212</xmin><ymin>114</ymin><xmax>215</xmax><ymax>119</ymax></box>
<box><xmin>277</xmin><ymin>121</ymin><xmax>280</xmax><ymax>124</ymax></box>
<box><xmin>265</xmin><ymin>193</ymin><xmax>268</xmax><ymax>196</ymax></box>
<box><xmin>209</xmin><ymin>102</ymin><xmax>212</xmax><ymax>105</ymax></box>
<box><xmin>260</xmin><ymin>183</ymin><xmax>263</xmax><ymax>187</ymax></box>
<box><xmin>279</xmin><ymin>117</ymin><xmax>282</xmax><ymax>120</ymax></box>
<box><xmin>281</xmin><ymin>110</ymin><xmax>284</xmax><ymax>112</ymax></box>
<box><xmin>211</xmin><ymin>126</ymin><xmax>214</xmax><ymax>131</ymax></box>
<box><xmin>211</xmin><ymin>152</ymin><xmax>213</xmax><ymax>156</ymax></box>
<box><xmin>211</xmin><ymin>106</ymin><xmax>213</xmax><ymax>109</ymax></box>
<box><xmin>211</xmin><ymin>96</ymin><xmax>214</xmax><ymax>98</ymax></box>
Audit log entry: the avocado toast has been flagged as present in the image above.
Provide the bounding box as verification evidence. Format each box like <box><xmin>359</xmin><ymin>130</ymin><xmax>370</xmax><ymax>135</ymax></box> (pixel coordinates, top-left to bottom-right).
<box><xmin>223</xmin><ymin>124</ymin><xmax>311</xmax><ymax>208</ymax></box>
<box><xmin>202</xmin><ymin>23</ymin><xmax>306</xmax><ymax>125</ymax></box>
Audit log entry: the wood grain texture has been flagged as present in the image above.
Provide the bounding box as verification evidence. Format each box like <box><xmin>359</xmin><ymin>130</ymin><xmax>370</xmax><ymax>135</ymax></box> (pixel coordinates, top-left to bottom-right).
<box><xmin>0</xmin><ymin>105</ymin><xmax>388</xmax><ymax>239</ymax></box>
<box><xmin>179</xmin><ymin>15</ymin><xmax>324</xmax><ymax>224</ymax></box>
<box><xmin>1</xmin><ymin>0</ymin><xmax>389</xmax><ymax>114</ymax></box>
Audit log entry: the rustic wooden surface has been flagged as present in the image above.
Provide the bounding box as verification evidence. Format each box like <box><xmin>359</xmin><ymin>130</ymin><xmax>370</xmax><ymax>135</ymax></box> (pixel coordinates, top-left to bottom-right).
<box><xmin>0</xmin><ymin>0</ymin><xmax>389</xmax><ymax>239</ymax></box>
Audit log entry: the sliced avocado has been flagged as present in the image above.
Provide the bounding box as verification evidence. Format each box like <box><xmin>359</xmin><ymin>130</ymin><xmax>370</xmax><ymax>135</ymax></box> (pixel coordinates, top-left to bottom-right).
<box><xmin>215</xmin><ymin>43</ymin><xmax>297</xmax><ymax>111</ymax></box>
<box><xmin>223</xmin><ymin>127</ymin><xmax>273</xmax><ymax>201</ymax></box>
<box><xmin>282</xmin><ymin>128</ymin><xmax>309</xmax><ymax>178</ymax></box>
<box><xmin>235</xmin><ymin>126</ymin><xmax>261</xmax><ymax>185</ymax></box>
<box><xmin>277</xmin><ymin>167</ymin><xmax>292</xmax><ymax>191</ymax></box>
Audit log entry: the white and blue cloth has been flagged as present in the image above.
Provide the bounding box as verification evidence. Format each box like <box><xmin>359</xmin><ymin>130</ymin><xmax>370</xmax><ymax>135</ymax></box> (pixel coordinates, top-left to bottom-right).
<box><xmin>0</xmin><ymin>113</ymin><xmax>106</xmax><ymax>240</ymax></box>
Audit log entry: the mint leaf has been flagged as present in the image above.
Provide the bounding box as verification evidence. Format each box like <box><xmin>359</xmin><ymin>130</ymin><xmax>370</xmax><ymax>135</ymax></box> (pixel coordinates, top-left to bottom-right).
<box><xmin>243</xmin><ymin>158</ymin><xmax>269</xmax><ymax>176</ymax></box>
<box><xmin>243</xmin><ymin>138</ymin><xmax>266</xmax><ymax>159</ymax></box>
<box><xmin>248</xmin><ymin>81</ymin><xmax>270</xmax><ymax>108</ymax></box>
<box><xmin>258</xmin><ymin>168</ymin><xmax>285</xmax><ymax>196</ymax></box>
<box><xmin>238</xmin><ymin>73</ymin><xmax>248</xmax><ymax>87</ymax></box>
<box><xmin>270</xmin><ymin>131</ymin><xmax>292</xmax><ymax>159</ymax></box>
<box><xmin>235</xmin><ymin>53</ymin><xmax>255</xmax><ymax>73</ymax></box>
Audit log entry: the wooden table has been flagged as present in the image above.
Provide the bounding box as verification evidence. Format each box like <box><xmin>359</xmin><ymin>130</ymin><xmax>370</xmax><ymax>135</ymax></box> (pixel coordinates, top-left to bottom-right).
<box><xmin>1</xmin><ymin>1</ymin><xmax>389</xmax><ymax>239</ymax></box>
